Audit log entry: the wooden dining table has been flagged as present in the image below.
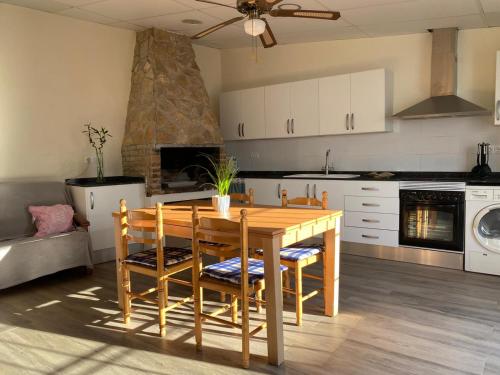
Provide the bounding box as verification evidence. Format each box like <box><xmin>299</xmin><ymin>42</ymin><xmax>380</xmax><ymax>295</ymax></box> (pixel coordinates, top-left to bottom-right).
<box><xmin>112</xmin><ymin>203</ymin><xmax>342</xmax><ymax>366</ymax></box>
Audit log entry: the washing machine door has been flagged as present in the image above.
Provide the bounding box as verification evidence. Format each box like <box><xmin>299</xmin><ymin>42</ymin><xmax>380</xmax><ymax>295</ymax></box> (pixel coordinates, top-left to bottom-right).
<box><xmin>473</xmin><ymin>204</ymin><xmax>500</xmax><ymax>253</ymax></box>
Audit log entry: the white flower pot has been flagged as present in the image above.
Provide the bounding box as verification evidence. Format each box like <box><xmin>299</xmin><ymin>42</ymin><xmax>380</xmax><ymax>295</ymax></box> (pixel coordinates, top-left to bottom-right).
<box><xmin>212</xmin><ymin>195</ymin><xmax>230</xmax><ymax>216</ymax></box>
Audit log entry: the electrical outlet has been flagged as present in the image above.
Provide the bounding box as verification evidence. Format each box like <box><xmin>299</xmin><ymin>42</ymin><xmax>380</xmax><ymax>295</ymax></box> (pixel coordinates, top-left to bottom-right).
<box><xmin>250</xmin><ymin>152</ymin><xmax>260</xmax><ymax>159</ymax></box>
<box><xmin>491</xmin><ymin>145</ymin><xmax>500</xmax><ymax>154</ymax></box>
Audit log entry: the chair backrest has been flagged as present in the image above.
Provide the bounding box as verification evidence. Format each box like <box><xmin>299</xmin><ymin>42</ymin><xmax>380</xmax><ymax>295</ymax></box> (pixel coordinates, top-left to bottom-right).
<box><xmin>281</xmin><ymin>189</ymin><xmax>328</xmax><ymax>210</ymax></box>
<box><xmin>120</xmin><ymin>200</ymin><xmax>165</xmax><ymax>275</ymax></box>
<box><xmin>192</xmin><ymin>207</ymin><xmax>249</xmax><ymax>287</ymax></box>
<box><xmin>230</xmin><ymin>188</ymin><xmax>254</xmax><ymax>207</ymax></box>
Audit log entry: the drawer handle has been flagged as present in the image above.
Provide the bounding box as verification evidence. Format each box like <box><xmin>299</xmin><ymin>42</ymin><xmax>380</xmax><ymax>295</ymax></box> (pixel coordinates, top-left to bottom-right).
<box><xmin>362</xmin><ymin>203</ymin><xmax>380</xmax><ymax>207</ymax></box>
<box><xmin>472</xmin><ymin>194</ymin><xmax>488</xmax><ymax>197</ymax></box>
<box><xmin>361</xmin><ymin>187</ymin><xmax>379</xmax><ymax>191</ymax></box>
<box><xmin>362</xmin><ymin>219</ymin><xmax>380</xmax><ymax>223</ymax></box>
<box><xmin>362</xmin><ymin>234</ymin><xmax>379</xmax><ymax>239</ymax></box>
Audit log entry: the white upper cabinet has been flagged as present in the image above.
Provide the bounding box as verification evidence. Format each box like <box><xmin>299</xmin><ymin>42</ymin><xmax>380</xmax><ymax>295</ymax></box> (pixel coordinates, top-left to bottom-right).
<box><xmin>495</xmin><ymin>51</ymin><xmax>500</xmax><ymax>125</ymax></box>
<box><xmin>350</xmin><ymin>69</ymin><xmax>390</xmax><ymax>134</ymax></box>
<box><xmin>241</xmin><ymin>87</ymin><xmax>266</xmax><ymax>139</ymax></box>
<box><xmin>319</xmin><ymin>74</ymin><xmax>351</xmax><ymax>135</ymax></box>
<box><xmin>221</xmin><ymin>68</ymin><xmax>391</xmax><ymax>141</ymax></box>
<box><xmin>265</xmin><ymin>83</ymin><xmax>291</xmax><ymax>138</ymax></box>
<box><xmin>220</xmin><ymin>87</ymin><xmax>266</xmax><ymax>140</ymax></box>
<box><xmin>289</xmin><ymin>79</ymin><xmax>319</xmax><ymax>137</ymax></box>
<box><xmin>220</xmin><ymin>90</ymin><xmax>241</xmax><ymax>141</ymax></box>
<box><xmin>319</xmin><ymin>69</ymin><xmax>391</xmax><ymax>135</ymax></box>
<box><xmin>265</xmin><ymin>79</ymin><xmax>319</xmax><ymax>139</ymax></box>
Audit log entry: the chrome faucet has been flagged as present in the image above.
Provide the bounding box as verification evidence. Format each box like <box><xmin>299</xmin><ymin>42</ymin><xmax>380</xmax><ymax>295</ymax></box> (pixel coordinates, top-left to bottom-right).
<box><xmin>324</xmin><ymin>149</ymin><xmax>331</xmax><ymax>175</ymax></box>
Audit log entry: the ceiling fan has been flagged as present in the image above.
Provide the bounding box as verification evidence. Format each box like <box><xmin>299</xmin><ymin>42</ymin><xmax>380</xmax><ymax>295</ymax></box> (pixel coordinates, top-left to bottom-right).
<box><xmin>191</xmin><ymin>0</ymin><xmax>341</xmax><ymax>48</ymax></box>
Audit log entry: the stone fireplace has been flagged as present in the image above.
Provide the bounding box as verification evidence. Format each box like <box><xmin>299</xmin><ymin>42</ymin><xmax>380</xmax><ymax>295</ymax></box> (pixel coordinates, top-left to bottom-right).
<box><xmin>122</xmin><ymin>28</ymin><xmax>223</xmax><ymax>196</ymax></box>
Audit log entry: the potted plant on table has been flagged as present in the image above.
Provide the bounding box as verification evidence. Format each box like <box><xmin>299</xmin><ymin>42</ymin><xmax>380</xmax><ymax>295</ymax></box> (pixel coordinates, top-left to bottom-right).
<box><xmin>200</xmin><ymin>153</ymin><xmax>238</xmax><ymax>216</ymax></box>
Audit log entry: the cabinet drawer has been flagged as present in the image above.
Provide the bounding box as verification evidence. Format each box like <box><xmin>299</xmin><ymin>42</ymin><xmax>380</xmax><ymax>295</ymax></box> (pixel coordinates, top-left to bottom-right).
<box><xmin>343</xmin><ymin>227</ymin><xmax>398</xmax><ymax>247</ymax></box>
<box><xmin>345</xmin><ymin>196</ymin><xmax>399</xmax><ymax>214</ymax></box>
<box><xmin>344</xmin><ymin>181</ymin><xmax>399</xmax><ymax>197</ymax></box>
<box><xmin>344</xmin><ymin>212</ymin><xmax>399</xmax><ymax>230</ymax></box>
<box><xmin>466</xmin><ymin>189</ymin><xmax>493</xmax><ymax>201</ymax></box>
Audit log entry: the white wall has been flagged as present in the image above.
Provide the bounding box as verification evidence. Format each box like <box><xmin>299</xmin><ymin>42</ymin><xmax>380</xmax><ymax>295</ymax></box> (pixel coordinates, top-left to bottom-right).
<box><xmin>0</xmin><ymin>4</ymin><xmax>135</xmax><ymax>181</ymax></box>
<box><xmin>0</xmin><ymin>4</ymin><xmax>222</xmax><ymax>181</ymax></box>
<box><xmin>222</xmin><ymin>28</ymin><xmax>500</xmax><ymax>172</ymax></box>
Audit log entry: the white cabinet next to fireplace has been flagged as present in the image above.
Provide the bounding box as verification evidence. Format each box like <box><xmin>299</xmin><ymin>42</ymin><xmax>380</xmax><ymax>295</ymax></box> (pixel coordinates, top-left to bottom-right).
<box><xmin>69</xmin><ymin>182</ymin><xmax>145</xmax><ymax>263</ymax></box>
<box><xmin>220</xmin><ymin>87</ymin><xmax>266</xmax><ymax>140</ymax></box>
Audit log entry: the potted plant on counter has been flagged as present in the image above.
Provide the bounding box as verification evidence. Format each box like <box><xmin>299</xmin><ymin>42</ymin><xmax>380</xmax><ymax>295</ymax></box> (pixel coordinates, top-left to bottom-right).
<box><xmin>83</xmin><ymin>122</ymin><xmax>112</xmax><ymax>184</ymax></box>
<box><xmin>200</xmin><ymin>153</ymin><xmax>238</xmax><ymax>216</ymax></box>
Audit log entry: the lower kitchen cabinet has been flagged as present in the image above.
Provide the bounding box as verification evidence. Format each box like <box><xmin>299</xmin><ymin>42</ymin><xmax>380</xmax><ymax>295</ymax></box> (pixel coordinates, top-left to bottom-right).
<box><xmin>244</xmin><ymin>178</ymin><xmax>283</xmax><ymax>206</ymax></box>
<box><xmin>69</xmin><ymin>182</ymin><xmax>145</xmax><ymax>263</ymax></box>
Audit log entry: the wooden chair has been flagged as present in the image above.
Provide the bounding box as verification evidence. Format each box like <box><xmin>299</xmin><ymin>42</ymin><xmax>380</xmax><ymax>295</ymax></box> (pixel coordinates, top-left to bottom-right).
<box><xmin>255</xmin><ymin>189</ymin><xmax>328</xmax><ymax>326</ymax></box>
<box><xmin>119</xmin><ymin>200</ymin><xmax>193</xmax><ymax>337</ymax></box>
<box><xmin>192</xmin><ymin>206</ymin><xmax>287</xmax><ymax>368</ymax></box>
<box><xmin>204</xmin><ymin>188</ymin><xmax>255</xmax><ymax>303</ymax></box>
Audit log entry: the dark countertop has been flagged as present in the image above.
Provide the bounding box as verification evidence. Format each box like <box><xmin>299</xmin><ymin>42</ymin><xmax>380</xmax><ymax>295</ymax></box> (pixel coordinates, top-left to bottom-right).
<box><xmin>66</xmin><ymin>176</ymin><xmax>145</xmax><ymax>187</ymax></box>
<box><xmin>238</xmin><ymin>171</ymin><xmax>500</xmax><ymax>186</ymax></box>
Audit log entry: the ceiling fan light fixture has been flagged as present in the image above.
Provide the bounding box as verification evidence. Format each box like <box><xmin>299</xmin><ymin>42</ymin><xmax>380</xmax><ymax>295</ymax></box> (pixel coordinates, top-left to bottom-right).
<box><xmin>244</xmin><ymin>18</ymin><xmax>266</xmax><ymax>36</ymax></box>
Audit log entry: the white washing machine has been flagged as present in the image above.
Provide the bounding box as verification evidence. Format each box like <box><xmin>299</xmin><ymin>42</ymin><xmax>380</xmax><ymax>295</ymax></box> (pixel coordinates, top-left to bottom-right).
<box><xmin>465</xmin><ymin>186</ymin><xmax>500</xmax><ymax>275</ymax></box>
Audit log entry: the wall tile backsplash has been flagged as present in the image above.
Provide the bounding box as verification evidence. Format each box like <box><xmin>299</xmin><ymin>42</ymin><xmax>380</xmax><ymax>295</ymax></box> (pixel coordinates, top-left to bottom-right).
<box><xmin>226</xmin><ymin>116</ymin><xmax>500</xmax><ymax>172</ymax></box>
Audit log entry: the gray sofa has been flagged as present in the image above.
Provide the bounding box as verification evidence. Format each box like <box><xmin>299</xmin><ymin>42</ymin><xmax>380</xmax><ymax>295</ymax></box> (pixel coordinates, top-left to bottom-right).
<box><xmin>0</xmin><ymin>181</ymin><xmax>93</xmax><ymax>289</ymax></box>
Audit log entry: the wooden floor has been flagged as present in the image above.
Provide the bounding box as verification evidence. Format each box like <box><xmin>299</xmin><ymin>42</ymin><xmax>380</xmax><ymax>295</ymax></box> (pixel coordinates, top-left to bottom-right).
<box><xmin>1</xmin><ymin>254</ymin><xmax>500</xmax><ymax>374</ymax></box>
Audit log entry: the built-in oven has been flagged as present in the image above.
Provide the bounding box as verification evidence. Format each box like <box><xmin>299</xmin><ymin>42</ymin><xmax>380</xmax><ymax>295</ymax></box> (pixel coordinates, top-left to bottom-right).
<box><xmin>399</xmin><ymin>182</ymin><xmax>465</xmax><ymax>252</ymax></box>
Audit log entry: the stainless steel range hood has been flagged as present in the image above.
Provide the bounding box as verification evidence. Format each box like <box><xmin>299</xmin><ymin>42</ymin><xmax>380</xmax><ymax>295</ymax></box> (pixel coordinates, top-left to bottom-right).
<box><xmin>395</xmin><ymin>28</ymin><xmax>490</xmax><ymax>120</ymax></box>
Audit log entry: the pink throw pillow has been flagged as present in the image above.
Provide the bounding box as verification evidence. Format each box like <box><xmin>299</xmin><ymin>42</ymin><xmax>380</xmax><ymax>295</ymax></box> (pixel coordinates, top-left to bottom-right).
<box><xmin>29</xmin><ymin>204</ymin><xmax>75</xmax><ymax>237</ymax></box>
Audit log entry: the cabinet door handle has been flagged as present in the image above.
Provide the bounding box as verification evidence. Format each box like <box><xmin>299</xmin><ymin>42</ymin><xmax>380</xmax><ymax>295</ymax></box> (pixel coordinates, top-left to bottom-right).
<box><xmin>286</xmin><ymin>119</ymin><xmax>290</xmax><ymax>134</ymax></box>
<box><xmin>278</xmin><ymin>184</ymin><xmax>281</xmax><ymax>199</ymax></box>
<box><xmin>313</xmin><ymin>184</ymin><xmax>317</xmax><ymax>199</ymax></box>
<box><xmin>350</xmin><ymin>113</ymin><xmax>354</xmax><ymax>130</ymax></box>
<box><xmin>306</xmin><ymin>184</ymin><xmax>310</xmax><ymax>198</ymax></box>
<box><xmin>362</xmin><ymin>203</ymin><xmax>380</xmax><ymax>207</ymax></box>
<box><xmin>496</xmin><ymin>100</ymin><xmax>500</xmax><ymax>121</ymax></box>
<box><xmin>242</xmin><ymin>123</ymin><xmax>245</xmax><ymax>137</ymax></box>
<box><xmin>90</xmin><ymin>192</ymin><xmax>95</xmax><ymax>210</ymax></box>
<box><xmin>361</xmin><ymin>187</ymin><xmax>379</xmax><ymax>191</ymax></box>
<box><xmin>362</xmin><ymin>219</ymin><xmax>380</xmax><ymax>223</ymax></box>
<box><xmin>238</xmin><ymin>123</ymin><xmax>241</xmax><ymax>137</ymax></box>
<box><xmin>345</xmin><ymin>113</ymin><xmax>349</xmax><ymax>130</ymax></box>
<box><xmin>362</xmin><ymin>234</ymin><xmax>379</xmax><ymax>239</ymax></box>
<box><xmin>291</xmin><ymin>118</ymin><xmax>295</xmax><ymax>134</ymax></box>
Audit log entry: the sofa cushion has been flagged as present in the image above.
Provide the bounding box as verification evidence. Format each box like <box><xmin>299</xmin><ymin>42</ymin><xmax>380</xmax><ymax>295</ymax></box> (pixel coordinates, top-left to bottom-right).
<box><xmin>0</xmin><ymin>182</ymin><xmax>72</xmax><ymax>240</ymax></box>
<box><xmin>0</xmin><ymin>229</ymin><xmax>92</xmax><ymax>290</ymax></box>
<box><xmin>29</xmin><ymin>204</ymin><xmax>74</xmax><ymax>237</ymax></box>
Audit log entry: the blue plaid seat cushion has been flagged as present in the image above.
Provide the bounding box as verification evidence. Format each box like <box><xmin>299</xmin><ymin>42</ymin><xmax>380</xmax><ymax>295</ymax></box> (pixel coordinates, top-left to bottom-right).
<box><xmin>203</xmin><ymin>257</ymin><xmax>288</xmax><ymax>285</ymax></box>
<box><xmin>124</xmin><ymin>247</ymin><xmax>192</xmax><ymax>269</ymax></box>
<box><xmin>256</xmin><ymin>243</ymin><xmax>324</xmax><ymax>261</ymax></box>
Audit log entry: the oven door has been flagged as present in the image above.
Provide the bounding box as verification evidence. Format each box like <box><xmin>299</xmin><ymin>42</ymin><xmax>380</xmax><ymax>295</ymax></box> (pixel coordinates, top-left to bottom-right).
<box><xmin>399</xmin><ymin>190</ymin><xmax>464</xmax><ymax>252</ymax></box>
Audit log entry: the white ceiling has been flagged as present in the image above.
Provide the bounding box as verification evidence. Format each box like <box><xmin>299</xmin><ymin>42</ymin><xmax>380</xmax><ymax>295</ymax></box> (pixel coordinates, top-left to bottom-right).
<box><xmin>1</xmin><ymin>0</ymin><xmax>500</xmax><ymax>49</ymax></box>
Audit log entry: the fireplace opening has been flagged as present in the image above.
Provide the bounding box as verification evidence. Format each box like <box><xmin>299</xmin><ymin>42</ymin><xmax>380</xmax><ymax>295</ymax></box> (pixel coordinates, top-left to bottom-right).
<box><xmin>160</xmin><ymin>146</ymin><xmax>222</xmax><ymax>194</ymax></box>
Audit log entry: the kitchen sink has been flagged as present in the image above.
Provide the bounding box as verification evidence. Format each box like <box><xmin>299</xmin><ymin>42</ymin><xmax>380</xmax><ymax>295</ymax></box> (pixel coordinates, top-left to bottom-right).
<box><xmin>284</xmin><ymin>173</ymin><xmax>360</xmax><ymax>179</ymax></box>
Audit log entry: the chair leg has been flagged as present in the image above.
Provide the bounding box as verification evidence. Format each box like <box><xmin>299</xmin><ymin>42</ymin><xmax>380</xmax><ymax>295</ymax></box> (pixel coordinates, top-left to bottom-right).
<box><xmin>295</xmin><ymin>264</ymin><xmax>303</xmax><ymax>326</ymax></box>
<box><xmin>255</xmin><ymin>289</ymin><xmax>262</xmax><ymax>314</ymax></box>
<box><xmin>283</xmin><ymin>269</ymin><xmax>291</xmax><ymax>298</ymax></box>
<box><xmin>122</xmin><ymin>266</ymin><xmax>131</xmax><ymax>324</ymax></box>
<box><xmin>219</xmin><ymin>256</ymin><xmax>226</xmax><ymax>303</ymax></box>
<box><xmin>164</xmin><ymin>279</ymin><xmax>169</xmax><ymax>308</ymax></box>
<box><xmin>231</xmin><ymin>294</ymin><xmax>238</xmax><ymax>324</ymax></box>
<box><xmin>158</xmin><ymin>282</ymin><xmax>167</xmax><ymax>337</ymax></box>
<box><xmin>241</xmin><ymin>292</ymin><xmax>250</xmax><ymax>369</ymax></box>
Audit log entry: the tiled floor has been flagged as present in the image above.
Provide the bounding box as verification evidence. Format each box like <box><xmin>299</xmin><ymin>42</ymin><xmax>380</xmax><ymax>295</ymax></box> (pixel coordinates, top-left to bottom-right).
<box><xmin>1</xmin><ymin>254</ymin><xmax>500</xmax><ymax>374</ymax></box>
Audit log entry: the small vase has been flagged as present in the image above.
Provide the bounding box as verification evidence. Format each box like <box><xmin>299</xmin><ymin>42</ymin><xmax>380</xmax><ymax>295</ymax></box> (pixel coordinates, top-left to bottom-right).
<box><xmin>96</xmin><ymin>151</ymin><xmax>104</xmax><ymax>183</ymax></box>
<box><xmin>212</xmin><ymin>195</ymin><xmax>230</xmax><ymax>216</ymax></box>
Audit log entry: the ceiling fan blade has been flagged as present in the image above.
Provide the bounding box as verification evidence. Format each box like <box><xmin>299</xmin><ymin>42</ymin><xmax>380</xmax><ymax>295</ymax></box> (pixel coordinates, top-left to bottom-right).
<box><xmin>270</xmin><ymin>9</ymin><xmax>340</xmax><ymax>20</ymax></box>
<box><xmin>195</xmin><ymin>0</ymin><xmax>237</xmax><ymax>9</ymax></box>
<box><xmin>191</xmin><ymin>16</ymin><xmax>245</xmax><ymax>39</ymax></box>
<box><xmin>259</xmin><ymin>18</ymin><xmax>277</xmax><ymax>48</ymax></box>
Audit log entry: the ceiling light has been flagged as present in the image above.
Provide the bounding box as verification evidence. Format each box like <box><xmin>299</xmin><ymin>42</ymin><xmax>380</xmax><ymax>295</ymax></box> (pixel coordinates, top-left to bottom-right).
<box><xmin>244</xmin><ymin>18</ymin><xmax>266</xmax><ymax>36</ymax></box>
